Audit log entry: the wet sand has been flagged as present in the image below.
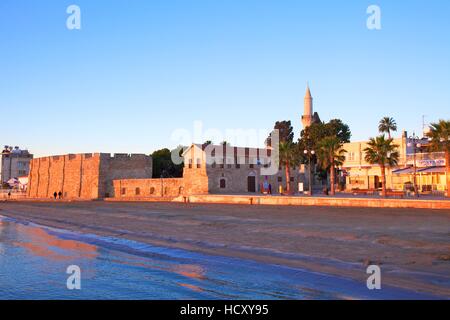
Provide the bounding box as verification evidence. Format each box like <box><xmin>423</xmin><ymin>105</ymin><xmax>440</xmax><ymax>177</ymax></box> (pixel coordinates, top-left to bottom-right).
<box><xmin>1</xmin><ymin>201</ymin><xmax>449</xmax><ymax>298</ymax></box>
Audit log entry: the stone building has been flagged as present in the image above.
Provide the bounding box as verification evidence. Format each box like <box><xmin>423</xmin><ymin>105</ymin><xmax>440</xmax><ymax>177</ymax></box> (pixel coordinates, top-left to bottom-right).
<box><xmin>1</xmin><ymin>146</ymin><xmax>33</xmax><ymax>184</ymax></box>
<box><xmin>27</xmin><ymin>153</ymin><xmax>152</xmax><ymax>199</ymax></box>
<box><xmin>113</xmin><ymin>143</ymin><xmax>306</xmax><ymax>198</ymax></box>
<box><xmin>182</xmin><ymin>143</ymin><xmax>305</xmax><ymax>194</ymax></box>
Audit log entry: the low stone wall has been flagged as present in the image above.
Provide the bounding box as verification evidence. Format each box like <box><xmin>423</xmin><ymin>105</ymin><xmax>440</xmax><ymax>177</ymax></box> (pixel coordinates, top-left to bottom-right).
<box><xmin>183</xmin><ymin>194</ymin><xmax>450</xmax><ymax>210</ymax></box>
<box><xmin>113</xmin><ymin>178</ymin><xmax>184</xmax><ymax>198</ymax></box>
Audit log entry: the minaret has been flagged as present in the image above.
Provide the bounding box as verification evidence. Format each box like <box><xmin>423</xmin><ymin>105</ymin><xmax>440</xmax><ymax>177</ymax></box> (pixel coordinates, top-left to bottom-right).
<box><xmin>302</xmin><ymin>84</ymin><xmax>313</xmax><ymax>129</ymax></box>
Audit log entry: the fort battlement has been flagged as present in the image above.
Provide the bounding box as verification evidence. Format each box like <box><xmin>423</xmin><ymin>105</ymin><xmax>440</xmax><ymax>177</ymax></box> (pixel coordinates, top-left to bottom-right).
<box><xmin>27</xmin><ymin>152</ymin><xmax>153</xmax><ymax>199</ymax></box>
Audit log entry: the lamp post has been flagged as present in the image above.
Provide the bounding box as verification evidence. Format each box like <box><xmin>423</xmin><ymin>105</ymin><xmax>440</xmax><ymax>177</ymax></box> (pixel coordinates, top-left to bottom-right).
<box><xmin>304</xmin><ymin>149</ymin><xmax>315</xmax><ymax>196</ymax></box>
<box><xmin>407</xmin><ymin>132</ymin><xmax>421</xmax><ymax>198</ymax></box>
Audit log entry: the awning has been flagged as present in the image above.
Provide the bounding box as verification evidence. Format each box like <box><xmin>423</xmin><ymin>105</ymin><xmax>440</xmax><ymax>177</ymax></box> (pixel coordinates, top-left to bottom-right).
<box><xmin>418</xmin><ymin>166</ymin><xmax>446</xmax><ymax>174</ymax></box>
<box><xmin>392</xmin><ymin>167</ymin><xmax>414</xmax><ymax>175</ymax></box>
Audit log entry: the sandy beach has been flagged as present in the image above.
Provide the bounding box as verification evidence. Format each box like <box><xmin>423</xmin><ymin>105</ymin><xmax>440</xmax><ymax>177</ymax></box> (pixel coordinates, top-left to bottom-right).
<box><xmin>1</xmin><ymin>201</ymin><xmax>449</xmax><ymax>298</ymax></box>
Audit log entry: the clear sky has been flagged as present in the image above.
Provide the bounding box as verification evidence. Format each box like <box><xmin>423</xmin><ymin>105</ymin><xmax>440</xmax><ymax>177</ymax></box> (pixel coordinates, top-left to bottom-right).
<box><xmin>1</xmin><ymin>0</ymin><xmax>449</xmax><ymax>157</ymax></box>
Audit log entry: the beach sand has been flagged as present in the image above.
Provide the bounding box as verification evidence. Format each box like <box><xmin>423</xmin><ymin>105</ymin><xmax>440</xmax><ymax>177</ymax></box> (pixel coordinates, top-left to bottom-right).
<box><xmin>1</xmin><ymin>201</ymin><xmax>449</xmax><ymax>297</ymax></box>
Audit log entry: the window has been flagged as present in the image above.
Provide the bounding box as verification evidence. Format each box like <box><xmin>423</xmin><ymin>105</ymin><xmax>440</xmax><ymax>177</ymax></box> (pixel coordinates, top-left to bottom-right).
<box><xmin>277</xmin><ymin>177</ymin><xmax>282</xmax><ymax>182</ymax></box>
<box><xmin>227</xmin><ymin>164</ymin><xmax>232</xmax><ymax>169</ymax></box>
<box><xmin>220</xmin><ymin>179</ymin><xmax>226</xmax><ymax>189</ymax></box>
<box><xmin>220</xmin><ymin>164</ymin><xmax>224</xmax><ymax>169</ymax></box>
<box><xmin>211</xmin><ymin>162</ymin><xmax>216</xmax><ymax>168</ymax></box>
<box><xmin>290</xmin><ymin>177</ymin><xmax>294</xmax><ymax>182</ymax></box>
<box><xmin>150</xmin><ymin>187</ymin><xmax>155</xmax><ymax>194</ymax></box>
<box><xmin>121</xmin><ymin>188</ymin><xmax>126</xmax><ymax>195</ymax></box>
<box><xmin>348</xmin><ymin>152</ymin><xmax>355</xmax><ymax>161</ymax></box>
<box><xmin>249</xmin><ymin>164</ymin><xmax>254</xmax><ymax>169</ymax></box>
<box><xmin>135</xmin><ymin>187</ymin><xmax>140</xmax><ymax>195</ymax></box>
<box><xmin>188</xmin><ymin>159</ymin><xmax>193</xmax><ymax>169</ymax></box>
<box><xmin>236</xmin><ymin>164</ymin><xmax>240</xmax><ymax>169</ymax></box>
<box><xmin>196</xmin><ymin>159</ymin><xmax>201</xmax><ymax>169</ymax></box>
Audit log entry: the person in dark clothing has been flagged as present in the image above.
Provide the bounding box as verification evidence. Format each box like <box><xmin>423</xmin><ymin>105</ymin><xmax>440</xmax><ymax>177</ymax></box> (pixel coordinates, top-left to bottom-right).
<box><xmin>268</xmin><ymin>184</ymin><xmax>272</xmax><ymax>195</ymax></box>
<box><xmin>53</xmin><ymin>192</ymin><xmax>57</xmax><ymax>200</ymax></box>
<box><xmin>58</xmin><ymin>191</ymin><xmax>62</xmax><ymax>199</ymax></box>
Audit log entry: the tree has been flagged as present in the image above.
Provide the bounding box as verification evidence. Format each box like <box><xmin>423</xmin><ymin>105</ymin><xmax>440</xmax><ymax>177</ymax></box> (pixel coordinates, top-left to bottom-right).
<box><xmin>317</xmin><ymin>136</ymin><xmax>346</xmax><ymax>195</ymax></box>
<box><xmin>278</xmin><ymin>141</ymin><xmax>300</xmax><ymax>193</ymax></box>
<box><xmin>266</xmin><ymin>121</ymin><xmax>294</xmax><ymax>146</ymax></box>
<box><xmin>326</xmin><ymin>119</ymin><xmax>351</xmax><ymax>143</ymax></box>
<box><xmin>151</xmin><ymin>148</ymin><xmax>184</xmax><ymax>178</ymax></box>
<box><xmin>363</xmin><ymin>136</ymin><xmax>399</xmax><ymax>197</ymax></box>
<box><xmin>299</xmin><ymin>119</ymin><xmax>351</xmax><ymax>151</ymax></box>
<box><xmin>426</xmin><ymin>119</ymin><xmax>450</xmax><ymax>197</ymax></box>
<box><xmin>378</xmin><ymin>117</ymin><xmax>397</xmax><ymax>139</ymax></box>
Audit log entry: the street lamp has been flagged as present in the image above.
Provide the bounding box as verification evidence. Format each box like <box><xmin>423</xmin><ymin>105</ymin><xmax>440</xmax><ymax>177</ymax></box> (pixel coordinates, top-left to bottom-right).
<box><xmin>407</xmin><ymin>132</ymin><xmax>421</xmax><ymax>198</ymax></box>
<box><xmin>304</xmin><ymin>149</ymin><xmax>315</xmax><ymax>196</ymax></box>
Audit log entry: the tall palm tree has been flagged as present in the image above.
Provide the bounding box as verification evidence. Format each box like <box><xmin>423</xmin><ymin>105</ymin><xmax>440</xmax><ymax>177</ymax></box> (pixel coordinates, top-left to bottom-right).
<box><xmin>278</xmin><ymin>141</ymin><xmax>300</xmax><ymax>193</ymax></box>
<box><xmin>378</xmin><ymin>117</ymin><xmax>397</xmax><ymax>139</ymax></box>
<box><xmin>363</xmin><ymin>135</ymin><xmax>400</xmax><ymax>197</ymax></box>
<box><xmin>317</xmin><ymin>136</ymin><xmax>346</xmax><ymax>195</ymax></box>
<box><xmin>426</xmin><ymin>120</ymin><xmax>450</xmax><ymax>197</ymax></box>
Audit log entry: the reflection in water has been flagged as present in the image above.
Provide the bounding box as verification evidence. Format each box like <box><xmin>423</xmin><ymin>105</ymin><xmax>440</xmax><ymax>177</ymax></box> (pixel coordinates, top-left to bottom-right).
<box><xmin>0</xmin><ymin>216</ymin><xmax>442</xmax><ymax>300</ymax></box>
<box><xmin>12</xmin><ymin>224</ymin><xmax>98</xmax><ymax>261</ymax></box>
<box><xmin>172</xmin><ymin>264</ymin><xmax>205</xmax><ymax>280</ymax></box>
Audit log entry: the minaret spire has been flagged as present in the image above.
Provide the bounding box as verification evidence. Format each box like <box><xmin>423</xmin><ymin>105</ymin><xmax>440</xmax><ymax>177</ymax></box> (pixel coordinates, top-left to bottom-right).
<box><xmin>302</xmin><ymin>83</ymin><xmax>313</xmax><ymax>128</ymax></box>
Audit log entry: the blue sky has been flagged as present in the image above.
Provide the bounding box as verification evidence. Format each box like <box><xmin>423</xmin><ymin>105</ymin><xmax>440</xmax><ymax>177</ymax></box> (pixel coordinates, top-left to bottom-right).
<box><xmin>1</xmin><ymin>0</ymin><xmax>449</xmax><ymax>157</ymax></box>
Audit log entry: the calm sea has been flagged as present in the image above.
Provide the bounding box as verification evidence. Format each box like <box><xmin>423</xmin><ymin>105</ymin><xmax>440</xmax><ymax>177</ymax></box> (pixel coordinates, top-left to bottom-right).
<box><xmin>0</xmin><ymin>215</ymin><xmax>440</xmax><ymax>300</ymax></box>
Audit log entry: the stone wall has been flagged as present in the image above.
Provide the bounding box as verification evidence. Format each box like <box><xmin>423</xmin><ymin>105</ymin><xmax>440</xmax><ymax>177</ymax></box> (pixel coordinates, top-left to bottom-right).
<box><xmin>113</xmin><ymin>178</ymin><xmax>184</xmax><ymax>198</ymax></box>
<box><xmin>28</xmin><ymin>154</ymin><xmax>101</xmax><ymax>199</ymax></box>
<box><xmin>99</xmin><ymin>153</ymin><xmax>153</xmax><ymax>198</ymax></box>
<box><xmin>27</xmin><ymin>153</ymin><xmax>153</xmax><ymax>199</ymax></box>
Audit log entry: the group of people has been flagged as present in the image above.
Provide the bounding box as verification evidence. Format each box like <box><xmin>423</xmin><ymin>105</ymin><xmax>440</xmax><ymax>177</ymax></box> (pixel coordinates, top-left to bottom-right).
<box><xmin>53</xmin><ymin>191</ymin><xmax>63</xmax><ymax>200</ymax></box>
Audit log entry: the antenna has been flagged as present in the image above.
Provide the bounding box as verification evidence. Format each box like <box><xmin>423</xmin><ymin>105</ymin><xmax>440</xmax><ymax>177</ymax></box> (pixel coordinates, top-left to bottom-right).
<box><xmin>422</xmin><ymin>115</ymin><xmax>427</xmax><ymax>131</ymax></box>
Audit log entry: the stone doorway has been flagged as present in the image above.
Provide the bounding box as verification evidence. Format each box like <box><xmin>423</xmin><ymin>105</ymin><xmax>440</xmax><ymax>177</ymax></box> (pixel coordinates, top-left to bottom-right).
<box><xmin>247</xmin><ymin>176</ymin><xmax>256</xmax><ymax>193</ymax></box>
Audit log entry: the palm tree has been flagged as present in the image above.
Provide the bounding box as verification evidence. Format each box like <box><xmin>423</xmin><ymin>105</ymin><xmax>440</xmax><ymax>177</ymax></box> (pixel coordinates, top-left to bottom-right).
<box><xmin>278</xmin><ymin>141</ymin><xmax>300</xmax><ymax>193</ymax></box>
<box><xmin>363</xmin><ymin>135</ymin><xmax>400</xmax><ymax>197</ymax></box>
<box><xmin>378</xmin><ymin>117</ymin><xmax>397</xmax><ymax>139</ymax></box>
<box><xmin>317</xmin><ymin>136</ymin><xmax>346</xmax><ymax>195</ymax></box>
<box><xmin>426</xmin><ymin>120</ymin><xmax>450</xmax><ymax>197</ymax></box>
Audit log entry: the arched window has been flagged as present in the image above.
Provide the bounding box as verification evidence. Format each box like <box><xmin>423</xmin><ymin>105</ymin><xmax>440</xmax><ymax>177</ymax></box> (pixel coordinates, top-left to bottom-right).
<box><xmin>220</xmin><ymin>179</ymin><xmax>226</xmax><ymax>189</ymax></box>
<box><xmin>135</xmin><ymin>187</ymin><xmax>140</xmax><ymax>195</ymax></box>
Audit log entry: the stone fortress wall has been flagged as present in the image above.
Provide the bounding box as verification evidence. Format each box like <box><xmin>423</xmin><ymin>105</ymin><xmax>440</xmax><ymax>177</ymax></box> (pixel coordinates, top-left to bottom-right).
<box><xmin>27</xmin><ymin>153</ymin><xmax>152</xmax><ymax>199</ymax></box>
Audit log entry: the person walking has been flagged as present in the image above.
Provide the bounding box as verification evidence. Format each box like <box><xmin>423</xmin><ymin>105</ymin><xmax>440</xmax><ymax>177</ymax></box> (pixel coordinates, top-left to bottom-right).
<box><xmin>53</xmin><ymin>191</ymin><xmax>57</xmax><ymax>200</ymax></box>
<box><xmin>58</xmin><ymin>191</ymin><xmax>62</xmax><ymax>199</ymax></box>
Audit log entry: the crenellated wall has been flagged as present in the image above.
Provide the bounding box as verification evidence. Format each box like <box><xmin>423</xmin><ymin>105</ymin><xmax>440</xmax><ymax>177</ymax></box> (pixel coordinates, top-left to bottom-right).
<box><xmin>27</xmin><ymin>153</ymin><xmax>152</xmax><ymax>199</ymax></box>
<box><xmin>99</xmin><ymin>153</ymin><xmax>153</xmax><ymax>198</ymax></box>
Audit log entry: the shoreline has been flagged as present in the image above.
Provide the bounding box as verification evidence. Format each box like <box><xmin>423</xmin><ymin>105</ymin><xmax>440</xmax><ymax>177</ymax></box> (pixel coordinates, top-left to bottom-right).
<box><xmin>1</xmin><ymin>201</ymin><xmax>449</xmax><ymax>298</ymax></box>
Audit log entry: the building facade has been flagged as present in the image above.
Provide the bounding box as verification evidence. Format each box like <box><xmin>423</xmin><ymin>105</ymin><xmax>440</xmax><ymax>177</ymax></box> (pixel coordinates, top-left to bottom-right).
<box><xmin>342</xmin><ymin>133</ymin><xmax>447</xmax><ymax>193</ymax></box>
<box><xmin>1</xmin><ymin>146</ymin><xmax>33</xmax><ymax>184</ymax></box>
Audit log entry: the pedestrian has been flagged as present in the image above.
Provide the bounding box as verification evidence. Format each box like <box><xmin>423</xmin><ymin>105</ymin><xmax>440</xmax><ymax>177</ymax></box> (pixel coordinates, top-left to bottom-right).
<box><xmin>7</xmin><ymin>191</ymin><xmax>11</xmax><ymax>199</ymax></box>
<box><xmin>268</xmin><ymin>183</ymin><xmax>272</xmax><ymax>195</ymax></box>
<box><xmin>53</xmin><ymin>191</ymin><xmax>57</xmax><ymax>200</ymax></box>
<box><xmin>58</xmin><ymin>191</ymin><xmax>62</xmax><ymax>199</ymax></box>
